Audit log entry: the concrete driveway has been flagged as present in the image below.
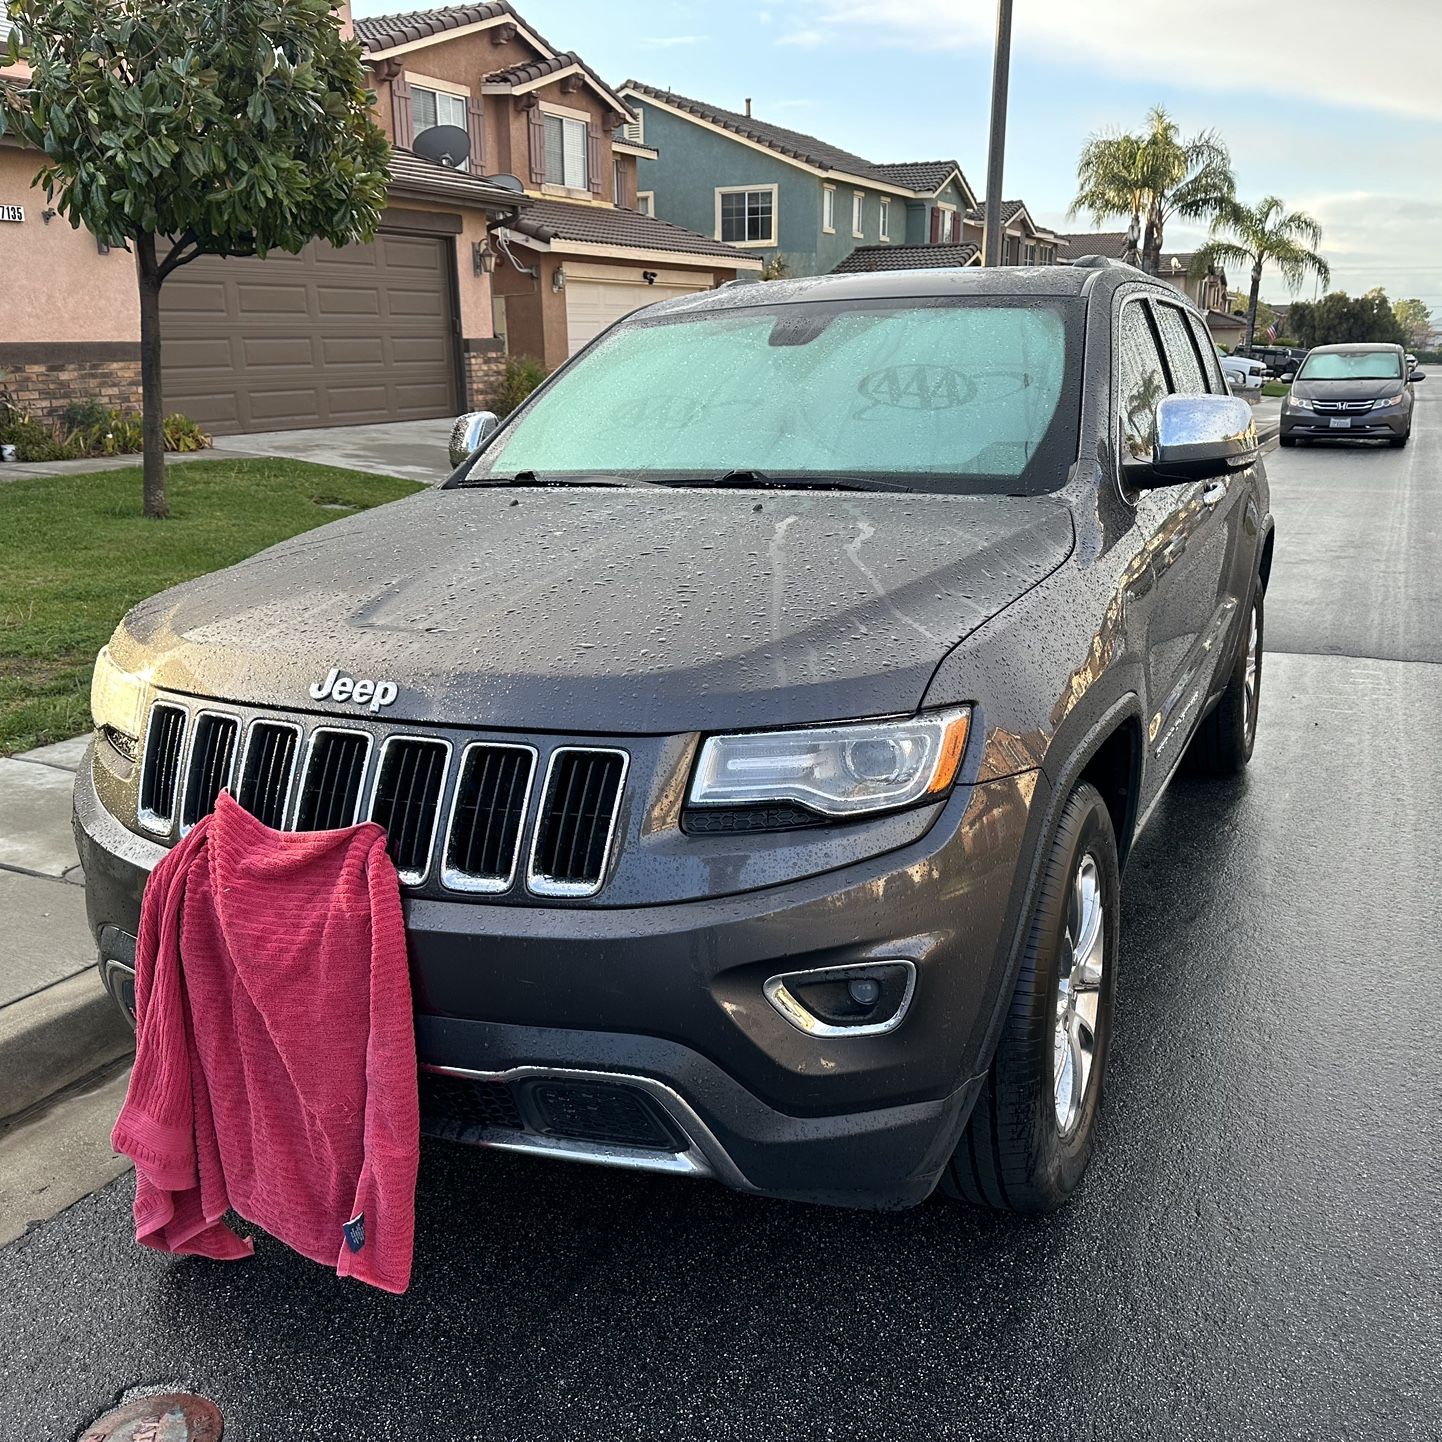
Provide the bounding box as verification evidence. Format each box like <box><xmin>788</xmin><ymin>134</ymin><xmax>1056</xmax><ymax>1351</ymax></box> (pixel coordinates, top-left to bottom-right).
<box><xmin>212</xmin><ymin>417</ymin><xmax>455</xmax><ymax>485</ymax></box>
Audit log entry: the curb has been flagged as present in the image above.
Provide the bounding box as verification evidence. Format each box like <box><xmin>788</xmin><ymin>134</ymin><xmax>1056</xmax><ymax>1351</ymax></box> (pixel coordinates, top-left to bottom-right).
<box><xmin>0</xmin><ymin>967</ymin><xmax>133</xmax><ymax>1125</ymax></box>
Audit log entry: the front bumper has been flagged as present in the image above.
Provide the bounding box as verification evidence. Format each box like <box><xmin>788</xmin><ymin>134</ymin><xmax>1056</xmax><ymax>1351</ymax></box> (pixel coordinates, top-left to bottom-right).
<box><xmin>1279</xmin><ymin>406</ymin><xmax>1408</xmax><ymax>438</ymax></box>
<box><xmin>74</xmin><ymin>748</ymin><xmax>1047</xmax><ymax>1209</ymax></box>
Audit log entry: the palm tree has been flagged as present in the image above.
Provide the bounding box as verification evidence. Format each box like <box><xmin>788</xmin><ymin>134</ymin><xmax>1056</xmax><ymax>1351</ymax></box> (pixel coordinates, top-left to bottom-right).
<box><xmin>1190</xmin><ymin>197</ymin><xmax>1329</xmax><ymax>350</ymax></box>
<box><xmin>1070</xmin><ymin>106</ymin><xmax>1234</xmax><ymax>273</ymax></box>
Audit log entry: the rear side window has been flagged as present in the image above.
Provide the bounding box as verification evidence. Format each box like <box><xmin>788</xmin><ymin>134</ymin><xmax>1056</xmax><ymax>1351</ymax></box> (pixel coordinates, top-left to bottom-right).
<box><xmin>1152</xmin><ymin>303</ymin><xmax>1208</xmax><ymax>395</ymax></box>
<box><xmin>1117</xmin><ymin>301</ymin><xmax>1168</xmax><ymax>463</ymax></box>
<box><xmin>1185</xmin><ymin>312</ymin><xmax>1227</xmax><ymax>392</ymax></box>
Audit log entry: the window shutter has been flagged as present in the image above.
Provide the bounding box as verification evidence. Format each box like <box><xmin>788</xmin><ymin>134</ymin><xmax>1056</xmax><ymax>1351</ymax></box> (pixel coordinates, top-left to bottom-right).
<box><xmin>527</xmin><ymin>108</ymin><xmax>546</xmax><ymax>184</ymax></box>
<box><xmin>586</xmin><ymin>124</ymin><xmax>602</xmax><ymax>193</ymax></box>
<box><xmin>392</xmin><ymin>72</ymin><xmax>414</xmax><ymax>150</ymax></box>
<box><xmin>930</xmin><ymin>207</ymin><xmax>941</xmax><ymax>243</ymax></box>
<box><xmin>950</xmin><ymin>212</ymin><xmax>961</xmax><ymax>243</ymax></box>
<box><xmin>466</xmin><ymin>95</ymin><xmax>485</xmax><ymax>174</ymax></box>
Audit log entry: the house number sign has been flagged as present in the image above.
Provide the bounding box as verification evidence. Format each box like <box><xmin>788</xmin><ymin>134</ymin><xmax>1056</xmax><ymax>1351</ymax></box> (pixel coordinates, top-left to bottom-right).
<box><xmin>0</xmin><ymin>204</ymin><xmax>23</xmax><ymax>222</ymax></box>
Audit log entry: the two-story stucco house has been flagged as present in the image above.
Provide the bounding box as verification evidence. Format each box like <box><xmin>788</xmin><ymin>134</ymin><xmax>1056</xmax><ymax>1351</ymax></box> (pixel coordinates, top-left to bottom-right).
<box><xmin>618</xmin><ymin>84</ymin><xmax>985</xmax><ymax>279</ymax></box>
<box><xmin>360</xmin><ymin>5</ymin><xmax>758</xmax><ymax>374</ymax></box>
<box><xmin>1063</xmin><ymin>230</ymin><xmax>1244</xmax><ymax>347</ymax></box>
<box><xmin>1</xmin><ymin>2</ymin><xmax>756</xmax><ymax>434</ymax></box>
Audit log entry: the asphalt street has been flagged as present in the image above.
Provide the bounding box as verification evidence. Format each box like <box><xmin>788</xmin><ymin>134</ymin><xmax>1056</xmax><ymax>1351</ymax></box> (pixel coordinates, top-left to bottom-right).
<box><xmin>2</xmin><ymin>395</ymin><xmax>1440</xmax><ymax>1440</ymax></box>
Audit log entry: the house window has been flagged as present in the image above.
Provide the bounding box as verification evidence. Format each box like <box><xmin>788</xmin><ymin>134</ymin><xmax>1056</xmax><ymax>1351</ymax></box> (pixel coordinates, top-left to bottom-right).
<box><xmin>614</xmin><ymin>159</ymin><xmax>624</xmax><ymax>205</ymax></box>
<box><xmin>879</xmin><ymin>197</ymin><xmax>890</xmax><ymax>241</ymax></box>
<box><xmin>717</xmin><ymin>186</ymin><xmax>777</xmax><ymax>245</ymax></box>
<box><xmin>637</xmin><ymin>191</ymin><xmax>655</xmax><ymax>218</ymax></box>
<box><xmin>621</xmin><ymin>110</ymin><xmax>644</xmax><ymax>145</ymax></box>
<box><xmin>544</xmin><ymin>113</ymin><xmax>589</xmax><ymax>190</ymax></box>
<box><xmin>822</xmin><ymin>185</ymin><xmax>835</xmax><ymax>234</ymax></box>
<box><xmin>933</xmin><ymin>205</ymin><xmax>957</xmax><ymax>243</ymax></box>
<box><xmin>1024</xmin><ymin>242</ymin><xmax>1036</xmax><ymax>265</ymax></box>
<box><xmin>852</xmin><ymin>192</ymin><xmax>865</xmax><ymax>238</ymax></box>
<box><xmin>411</xmin><ymin>86</ymin><xmax>469</xmax><ymax>169</ymax></box>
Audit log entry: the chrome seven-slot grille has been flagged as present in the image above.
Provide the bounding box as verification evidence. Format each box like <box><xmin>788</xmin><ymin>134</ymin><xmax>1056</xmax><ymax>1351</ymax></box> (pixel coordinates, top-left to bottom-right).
<box><xmin>134</xmin><ymin>701</ymin><xmax>628</xmax><ymax>898</ymax></box>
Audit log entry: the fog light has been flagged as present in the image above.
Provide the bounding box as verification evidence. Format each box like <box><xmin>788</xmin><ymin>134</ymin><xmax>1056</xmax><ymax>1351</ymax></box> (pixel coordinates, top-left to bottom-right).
<box><xmin>764</xmin><ymin>960</ymin><xmax>915</xmax><ymax>1037</ymax></box>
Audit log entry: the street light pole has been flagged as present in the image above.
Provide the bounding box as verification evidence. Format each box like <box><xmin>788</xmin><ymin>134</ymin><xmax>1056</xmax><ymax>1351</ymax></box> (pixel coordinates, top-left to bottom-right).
<box><xmin>981</xmin><ymin>0</ymin><xmax>1014</xmax><ymax>268</ymax></box>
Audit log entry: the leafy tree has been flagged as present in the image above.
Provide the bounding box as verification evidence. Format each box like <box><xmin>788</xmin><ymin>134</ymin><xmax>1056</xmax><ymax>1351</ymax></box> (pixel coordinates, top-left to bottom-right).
<box><xmin>1191</xmin><ymin>196</ymin><xmax>1329</xmax><ymax>351</ymax></box>
<box><xmin>1</xmin><ymin>0</ymin><xmax>390</xmax><ymax>518</ymax></box>
<box><xmin>1070</xmin><ymin>105</ymin><xmax>1234</xmax><ymax>273</ymax></box>
<box><xmin>1288</xmin><ymin>290</ymin><xmax>1404</xmax><ymax>350</ymax></box>
<box><xmin>1392</xmin><ymin>297</ymin><xmax>1434</xmax><ymax>351</ymax></box>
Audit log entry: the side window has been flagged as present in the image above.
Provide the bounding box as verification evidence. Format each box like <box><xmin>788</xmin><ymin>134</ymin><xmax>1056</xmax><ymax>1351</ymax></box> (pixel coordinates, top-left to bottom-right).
<box><xmin>1152</xmin><ymin>302</ymin><xmax>1207</xmax><ymax>395</ymax></box>
<box><xmin>1117</xmin><ymin>301</ymin><xmax>1168</xmax><ymax>462</ymax></box>
<box><xmin>1185</xmin><ymin>311</ymin><xmax>1227</xmax><ymax>393</ymax></box>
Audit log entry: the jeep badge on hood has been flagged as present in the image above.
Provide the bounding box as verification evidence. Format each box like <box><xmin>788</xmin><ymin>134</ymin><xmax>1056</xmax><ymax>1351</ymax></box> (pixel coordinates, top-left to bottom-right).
<box><xmin>309</xmin><ymin>668</ymin><xmax>398</xmax><ymax>713</ymax></box>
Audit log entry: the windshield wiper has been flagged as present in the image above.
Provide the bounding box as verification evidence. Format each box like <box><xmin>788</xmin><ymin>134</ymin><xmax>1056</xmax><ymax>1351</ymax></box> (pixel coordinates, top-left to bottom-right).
<box><xmin>457</xmin><ymin>470</ymin><xmax>647</xmax><ymax>489</ymax></box>
<box><xmin>662</xmin><ymin>469</ymin><xmax>904</xmax><ymax>493</ymax></box>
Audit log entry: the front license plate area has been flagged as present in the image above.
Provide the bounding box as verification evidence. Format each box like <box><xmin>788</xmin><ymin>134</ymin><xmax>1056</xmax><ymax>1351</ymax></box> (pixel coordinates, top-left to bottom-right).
<box><xmin>1329</xmin><ymin>417</ymin><xmax>1352</xmax><ymax>429</ymax></box>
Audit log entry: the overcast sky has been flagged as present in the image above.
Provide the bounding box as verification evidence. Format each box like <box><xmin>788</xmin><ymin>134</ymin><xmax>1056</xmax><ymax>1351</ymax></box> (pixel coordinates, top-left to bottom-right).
<box><xmin>356</xmin><ymin>0</ymin><xmax>1442</xmax><ymax>317</ymax></box>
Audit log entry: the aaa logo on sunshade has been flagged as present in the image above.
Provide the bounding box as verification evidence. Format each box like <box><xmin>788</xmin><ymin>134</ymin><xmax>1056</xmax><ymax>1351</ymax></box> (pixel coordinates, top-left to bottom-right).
<box><xmin>858</xmin><ymin>365</ymin><xmax>977</xmax><ymax>410</ymax></box>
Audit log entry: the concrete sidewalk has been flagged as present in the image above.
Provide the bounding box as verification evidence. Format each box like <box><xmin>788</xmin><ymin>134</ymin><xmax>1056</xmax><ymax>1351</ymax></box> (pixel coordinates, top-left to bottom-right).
<box><xmin>0</xmin><ymin>416</ymin><xmax>453</xmax><ymax>487</ymax></box>
<box><xmin>0</xmin><ymin>738</ymin><xmax>131</xmax><ymax>1125</ymax></box>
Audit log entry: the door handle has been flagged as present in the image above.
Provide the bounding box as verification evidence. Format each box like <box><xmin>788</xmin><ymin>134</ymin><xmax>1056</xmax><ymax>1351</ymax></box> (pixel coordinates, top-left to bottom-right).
<box><xmin>1201</xmin><ymin>480</ymin><xmax>1227</xmax><ymax>506</ymax></box>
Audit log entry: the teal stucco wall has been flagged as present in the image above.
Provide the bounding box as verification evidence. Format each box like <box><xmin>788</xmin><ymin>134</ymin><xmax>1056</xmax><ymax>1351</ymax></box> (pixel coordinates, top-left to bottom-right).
<box><xmin>630</xmin><ymin>98</ymin><xmax>917</xmax><ymax>277</ymax></box>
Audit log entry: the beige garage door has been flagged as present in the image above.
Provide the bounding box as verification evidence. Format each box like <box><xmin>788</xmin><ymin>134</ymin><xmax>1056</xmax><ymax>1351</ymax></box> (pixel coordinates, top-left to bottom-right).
<box><xmin>565</xmin><ymin>277</ymin><xmax>710</xmax><ymax>356</ymax></box>
<box><xmin>162</xmin><ymin>232</ymin><xmax>458</xmax><ymax>435</ymax></box>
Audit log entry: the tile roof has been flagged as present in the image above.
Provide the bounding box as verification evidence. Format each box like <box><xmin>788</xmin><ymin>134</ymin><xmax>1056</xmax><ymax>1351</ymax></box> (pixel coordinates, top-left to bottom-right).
<box><xmin>507</xmin><ymin>198</ymin><xmax>760</xmax><ymax>263</ymax></box>
<box><xmin>869</xmin><ymin>161</ymin><xmax>970</xmax><ymax>195</ymax></box>
<box><xmin>1061</xmin><ymin>231</ymin><xmax>1132</xmax><ymax>259</ymax></box>
<box><xmin>967</xmin><ymin>200</ymin><xmax>1029</xmax><ymax>227</ymax></box>
<box><xmin>387</xmin><ymin>148</ymin><xmax>530</xmax><ymax>209</ymax></box>
<box><xmin>357</xmin><ymin>4</ymin><xmax>632</xmax><ymax>118</ymax></box>
<box><xmin>622</xmin><ymin>81</ymin><xmax>947</xmax><ymax>195</ymax></box>
<box><xmin>831</xmin><ymin>243</ymin><xmax>980</xmax><ymax>274</ymax></box>
<box><xmin>483</xmin><ymin>52</ymin><xmax>577</xmax><ymax>85</ymax></box>
<box><xmin>354</xmin><ymin>3</ymin><xmax>509</xmax><ymax>51</ymax></box>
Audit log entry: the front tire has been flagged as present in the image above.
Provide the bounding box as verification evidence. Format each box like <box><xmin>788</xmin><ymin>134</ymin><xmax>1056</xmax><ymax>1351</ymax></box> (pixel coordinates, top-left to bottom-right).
<box><xmin>1188</xmin><ymin>583</ymin><xmax>1263</xmax><ymax>775</ymax></box>
<box><xmin>943</xmin><ymin>782</ymin><xmax>1120</xmax><ymax>1213</ymax></box>
<box><xmin>1279</xmin><ymin>434</ymin><xmax>1298</xmax><ymax>448</ymax></box>
<box><xmin>1389</xmin><ymin>431</ymin><xmax>1409</xmax><ymax>448</ymax></box>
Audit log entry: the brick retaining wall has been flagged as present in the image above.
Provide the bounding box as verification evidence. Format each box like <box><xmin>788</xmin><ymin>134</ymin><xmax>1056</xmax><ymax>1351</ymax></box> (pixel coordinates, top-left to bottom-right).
<box><xmin>463</xmin><ymin>337</ymin><xmax>507</xmax><ymax>412</ymax></box>
<box><xmin>0</xmin><ymin>345</ymin><xmax>143</xmax><ymax>422</ymax></box>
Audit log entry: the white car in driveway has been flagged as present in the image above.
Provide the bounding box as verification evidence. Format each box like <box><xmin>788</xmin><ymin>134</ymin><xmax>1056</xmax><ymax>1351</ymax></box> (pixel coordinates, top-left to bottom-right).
<box><xmin>1217</xmin><ymin>349</ymin><xmax>1266</xmax><ymax>393</ymax></box>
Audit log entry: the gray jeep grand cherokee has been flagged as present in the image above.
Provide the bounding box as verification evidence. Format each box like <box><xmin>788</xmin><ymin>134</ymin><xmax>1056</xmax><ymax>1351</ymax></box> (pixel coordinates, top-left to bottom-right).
<box><xmin>77</xmin><ymin>259</ymin><xmax>1272</xmax><ymax>1213</ymax></box>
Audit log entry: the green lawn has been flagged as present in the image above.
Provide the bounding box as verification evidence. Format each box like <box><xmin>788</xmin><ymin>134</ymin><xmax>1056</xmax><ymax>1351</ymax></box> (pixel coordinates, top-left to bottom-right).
<box><xmin>1261</xmin><ymin>380</ymin><xmax>1291</xmax><ymax>398</ymax></box>
<box><xmin>0</xmin><ymin>458</ymin><xmax>421</xmax><ymax>756</ymax></box>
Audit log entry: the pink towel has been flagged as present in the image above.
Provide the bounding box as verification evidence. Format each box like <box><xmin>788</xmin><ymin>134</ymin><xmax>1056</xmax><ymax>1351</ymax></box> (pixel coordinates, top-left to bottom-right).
<box><xmin>112</xmin><ymin>790</ymin><xmax>419</xmax><ymax>1293</ymax></box>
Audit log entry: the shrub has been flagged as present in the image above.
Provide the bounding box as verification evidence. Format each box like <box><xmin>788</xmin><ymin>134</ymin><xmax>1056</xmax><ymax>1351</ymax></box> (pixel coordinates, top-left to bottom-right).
<box><xmin>163</xmin><ymin>413</ymin><xmax>212</xmax><ymax>452</ymax></box>
<box><xmin>0</xmin><ymin>403</ymin><xmax>210</xmax><ymax>462</ymax></box>
<box><xmin>495</xmin><ymin>355</ymin><xmax>547</xmax><ymax>417</ymax></box>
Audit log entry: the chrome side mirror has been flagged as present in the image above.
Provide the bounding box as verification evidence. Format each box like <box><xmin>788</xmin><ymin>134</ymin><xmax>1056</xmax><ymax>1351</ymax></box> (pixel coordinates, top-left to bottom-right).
<box><xmin>448</xmin><ymin>410</ymin><xmax>500</xmax><ymax>468</ymax></box>
<box><xmin>1129</xmin><ymin>394</ymin><xmax>1258</xmax><ymax>488</ymax></box>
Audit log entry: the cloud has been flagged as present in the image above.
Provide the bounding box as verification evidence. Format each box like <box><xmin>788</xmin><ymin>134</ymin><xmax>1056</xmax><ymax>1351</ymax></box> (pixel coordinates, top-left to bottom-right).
<box><xmin>775</xmin><ymin>0</ymin><xmax>1442</xmax><ymax>122</ymax></box>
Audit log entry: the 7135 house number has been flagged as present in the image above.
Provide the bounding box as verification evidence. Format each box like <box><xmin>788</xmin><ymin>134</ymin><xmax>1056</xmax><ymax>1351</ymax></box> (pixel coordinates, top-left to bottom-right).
<box><xmin>0</xmin><ymin>204</ymin><xmax>24</xmax><ymax>222</ymax></box>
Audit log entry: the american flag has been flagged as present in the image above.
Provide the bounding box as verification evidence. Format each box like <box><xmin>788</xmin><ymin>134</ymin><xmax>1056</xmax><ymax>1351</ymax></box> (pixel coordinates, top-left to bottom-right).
<box><xmin>1265</xmin><ymin>320</ymin><xmax>1279</xmax><ymax>341</ymax></box>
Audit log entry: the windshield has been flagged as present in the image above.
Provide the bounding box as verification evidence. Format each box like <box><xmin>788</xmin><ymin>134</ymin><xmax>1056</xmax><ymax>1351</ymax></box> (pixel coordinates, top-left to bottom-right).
<box><xmin>1297</xmin><ymin>350</ymin><xmax>1402</xmax><ymax>381</ymax></box>
<box><xmin>472</xmin><ymin>297</ymin><xmax>1084</xmax><ymax>495</ymax></box>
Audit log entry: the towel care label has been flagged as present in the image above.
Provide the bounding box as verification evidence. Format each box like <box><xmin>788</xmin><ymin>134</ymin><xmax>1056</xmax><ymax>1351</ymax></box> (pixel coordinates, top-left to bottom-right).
<box><xmin>343</xmin><ymin>1213</ymin><xmax>366</xmax><ymax>1253</ymax></box>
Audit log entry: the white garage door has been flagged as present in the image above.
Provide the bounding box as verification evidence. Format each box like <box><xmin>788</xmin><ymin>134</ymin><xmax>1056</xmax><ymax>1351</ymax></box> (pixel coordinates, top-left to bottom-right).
<box><xmin>566</xmin><ymin>277</ymin><xmax>710</xmax><ymax>355</ymax></box>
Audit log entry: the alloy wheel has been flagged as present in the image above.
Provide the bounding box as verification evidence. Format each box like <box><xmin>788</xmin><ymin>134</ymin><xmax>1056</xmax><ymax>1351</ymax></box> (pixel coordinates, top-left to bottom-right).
<box><xmin>1054</xmin><ymin>854</ymin><xmax>1105</xmax><ymax>1136</ymax></box>
<box><xmin>1242</xmin><ymin>600</ymin><xmax>1262</xmax><ymax>741</ymax></box>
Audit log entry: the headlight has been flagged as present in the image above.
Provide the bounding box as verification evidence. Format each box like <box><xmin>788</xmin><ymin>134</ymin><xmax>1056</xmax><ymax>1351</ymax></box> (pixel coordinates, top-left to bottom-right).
<box><xmin>689</xmin><ymin>707</ymin><xmax>971</xmax><ymax>819</ymax></box>
<box><xmin>90</xmin><ymin>645</ymin><xmax>146</xmax><ymax>739</ymax></box>
<box><xmin>1288</xmin><ymin>395</ymin><xmax>1313</xmax><ymax>410</ymax></box>
<box><xmin>1373</xmin><ymin>393</ymin><xmax>1405</xmax><ymax>409</ymax></box>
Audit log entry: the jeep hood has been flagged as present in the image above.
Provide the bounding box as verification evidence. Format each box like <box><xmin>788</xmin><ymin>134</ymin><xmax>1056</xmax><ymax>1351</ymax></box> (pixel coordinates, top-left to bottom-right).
<box><xmin>114</xmin><ymin>486</ymin><xmax>1074</xmax><ymax>734</ymax></box>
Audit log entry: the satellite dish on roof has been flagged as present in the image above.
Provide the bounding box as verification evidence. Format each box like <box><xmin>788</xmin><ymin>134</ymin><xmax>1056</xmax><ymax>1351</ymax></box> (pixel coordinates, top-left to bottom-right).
<box><xmin>413</xmin><ymin>124</ymin><xmax>471</xmax><ymax>169</ymax></box>
<box><xmin>482</xmin><ymin>173</ymin><xmax>525</xmax><ymax>194</ymax></box>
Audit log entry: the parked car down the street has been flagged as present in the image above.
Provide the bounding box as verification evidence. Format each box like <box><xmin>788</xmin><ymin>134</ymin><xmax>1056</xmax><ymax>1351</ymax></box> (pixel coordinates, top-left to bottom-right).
<box><xmin>1279</xmin><ymin>342</ymin><xmax>1423</xmax><ymax>447</ymax></box>
<box><xmin>75</xmin><ymin>261</ymin><xmax>1274</xmax><ymax>1218</ymax></box>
